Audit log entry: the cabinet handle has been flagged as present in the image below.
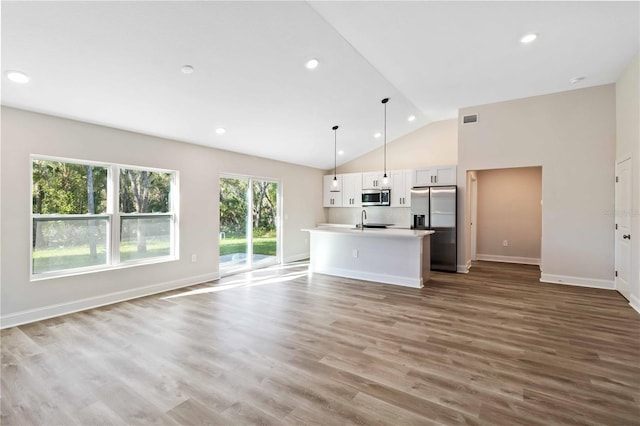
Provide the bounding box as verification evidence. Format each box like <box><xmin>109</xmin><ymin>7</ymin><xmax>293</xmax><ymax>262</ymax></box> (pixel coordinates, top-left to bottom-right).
<box><xmin>623</xmin><ymin>234</ymin><xmax>631</xmax><ymax>240</ymax></box>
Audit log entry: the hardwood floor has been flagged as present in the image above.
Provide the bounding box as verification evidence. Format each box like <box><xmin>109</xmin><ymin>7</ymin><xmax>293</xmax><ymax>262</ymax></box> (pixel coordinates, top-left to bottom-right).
<box><xmin>2</xmin><ymin>261</ymin><xmax>639</xmax><ymax>425</ymax></box>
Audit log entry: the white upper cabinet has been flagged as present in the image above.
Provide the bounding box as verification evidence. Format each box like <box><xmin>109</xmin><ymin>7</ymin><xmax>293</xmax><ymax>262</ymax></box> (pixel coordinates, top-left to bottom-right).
<box><xmin>414</xmin><ymin>165</ymin><xmax>457</xmax><ymax>186</ymax></box>
<box><xmin>324</xmin><ymin>166</ymin><xmax>456</xmax><ymax>208</ymax></box>
<box><xmin>323</xmin><ymin>175</ymin><xmax>343</xmax><ymax>207</ymax></box>
<box><xmin>362</xmin><ymin>172</ymin><xmax>388</xmax><ymax>189</ymax></box>
<box><xmin>390</xmin><ymin>169</ymin><xmax>414</xmax><ymax>207</ymax></box>
<box><xmin>342</xmin><ymin>173</ymin><xmax>362</xmax><ymax>207</ymax></box>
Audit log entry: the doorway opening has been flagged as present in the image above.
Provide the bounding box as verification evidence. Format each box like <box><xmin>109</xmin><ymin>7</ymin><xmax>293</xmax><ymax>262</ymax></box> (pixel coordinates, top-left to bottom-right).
<box><xmin>219</xmin><ymin>175</ymin><xmax>280</xmax><ymax>276</ymax></box>
<box><xmin>468</xmin><ymin>166</ymin><xmax>542</xmax><ymax>267</ymax></box>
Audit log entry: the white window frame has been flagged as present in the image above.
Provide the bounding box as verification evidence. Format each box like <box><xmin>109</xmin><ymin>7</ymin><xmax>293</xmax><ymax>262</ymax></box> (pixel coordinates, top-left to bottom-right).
<box><xmin>30</xmin><ymin>155</ymin><xmax>179</xmax><ymax>281</ymax></box>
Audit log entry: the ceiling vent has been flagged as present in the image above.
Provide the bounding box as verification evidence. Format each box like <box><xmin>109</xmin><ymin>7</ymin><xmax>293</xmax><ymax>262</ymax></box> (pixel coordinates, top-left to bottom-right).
<box><xmin>463</xmin><ymin>114</ymin><xmax>478</xmax><ymax>124</ymax></box>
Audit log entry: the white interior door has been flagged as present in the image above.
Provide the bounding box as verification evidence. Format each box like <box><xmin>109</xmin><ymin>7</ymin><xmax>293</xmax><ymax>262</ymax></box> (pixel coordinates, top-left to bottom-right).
<box><xmin>615</xmin><ymin>157</ymin><xmax>632</xmax><ymax>301</ymax></box>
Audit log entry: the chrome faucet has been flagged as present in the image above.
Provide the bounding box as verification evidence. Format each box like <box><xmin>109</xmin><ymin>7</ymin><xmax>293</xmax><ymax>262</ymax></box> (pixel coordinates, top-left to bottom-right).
<box><xmin>360</xmin><ymin>209</ymin><xmax>367</xmax><ymax>231</ymax></box>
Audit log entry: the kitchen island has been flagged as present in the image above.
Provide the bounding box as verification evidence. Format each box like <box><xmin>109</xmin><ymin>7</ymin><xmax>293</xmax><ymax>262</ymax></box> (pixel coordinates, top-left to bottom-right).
<box><xmin>303</xmin><ymin>226</ymin><xmax>434</xmax><ymax>288</ymax></box>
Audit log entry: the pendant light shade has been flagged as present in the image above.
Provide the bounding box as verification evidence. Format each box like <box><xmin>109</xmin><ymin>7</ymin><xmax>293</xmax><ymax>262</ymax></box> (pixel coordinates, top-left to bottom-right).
<box><xmin>381</xmin><ymin>98</ymin><xmax>389</xmax><ymax>186</ymax></box>
<box><xmin>332</xmin><ymin>125</ymin><xmax>339</xmax><ymax>187</ymax></box>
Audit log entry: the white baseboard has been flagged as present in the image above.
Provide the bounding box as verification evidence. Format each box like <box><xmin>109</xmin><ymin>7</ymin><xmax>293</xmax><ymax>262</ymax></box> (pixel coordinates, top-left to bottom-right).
<box><xmin>457</xmin><ymin>261</ymin><xmax>470</xmax><ymax>273</ymax></box>
<box><xmin>476</xmin><ymin>254</ymin><xmax>540</xmax><ymax>265</ymax></box>
<box><xmin>311</xmin><ymin>266</ymin><xmax>423</xmax><ymax>288</ymax></box>
<box><xmin>539</xmin><ymin>273</ymin><xmax>615</xmax><ymax>290</ymax></box>
<box><xmin>630</xmin><ymin>294</ymin><xmax>640</xmax><ymax>314</ymax></box>
<box><xmin>0</xmin><ymin>272</ymin><xmax>220</xmax><ymax>329</ymax></box>
<box><xmin>283</xmin><ymin>252</ymin><xmax>309</xmax><ymax>263</ymax></box>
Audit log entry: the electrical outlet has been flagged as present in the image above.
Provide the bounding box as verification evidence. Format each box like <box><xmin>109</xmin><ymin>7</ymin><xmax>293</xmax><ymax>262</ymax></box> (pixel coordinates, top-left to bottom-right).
<box><xmin>353</xmin><ymin>249</ymin><xmax>358</xmax><ymax>258</ymax></box>
<box><xmin>503</xmin><ymin>240</ymin><xmax>508</xmax><ymax>247</ymax></box>
<box><xmin>191</xmin><ymin>254</ymin><xmax>197</xmax><ymax>262</ymax></box>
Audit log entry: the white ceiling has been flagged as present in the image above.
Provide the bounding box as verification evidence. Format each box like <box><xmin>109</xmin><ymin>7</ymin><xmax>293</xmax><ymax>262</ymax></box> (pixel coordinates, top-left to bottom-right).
<box><xmin>2</xmin><ymin>1</ymin><xmax>638</xmax><ymax>170</ymax></box>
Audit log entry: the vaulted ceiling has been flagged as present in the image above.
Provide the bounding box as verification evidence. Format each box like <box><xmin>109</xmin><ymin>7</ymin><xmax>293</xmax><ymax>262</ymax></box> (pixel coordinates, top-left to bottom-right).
<box><xmin>2</xmin><ymin>1</ymin><xmax>638</xmax><ymax>169</ymax></box>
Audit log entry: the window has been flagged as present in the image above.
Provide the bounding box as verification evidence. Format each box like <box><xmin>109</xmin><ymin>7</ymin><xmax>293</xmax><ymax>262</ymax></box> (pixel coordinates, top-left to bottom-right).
<box><xmin>31</xmin><ymin>157</ymin><xmax>177</xmax><ymax>278</ymax></box>
<box><xmin>119</xmin><ymin>168</ymin><xmax>173</xmax><ymax>262</ymax></box>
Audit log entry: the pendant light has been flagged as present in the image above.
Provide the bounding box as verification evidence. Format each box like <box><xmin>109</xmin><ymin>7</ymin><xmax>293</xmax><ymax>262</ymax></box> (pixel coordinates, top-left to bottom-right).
<box><xmin>332</xmin><ymin>125</ymin><xmax>339</xmax><ymax>187</ymax></box>
<box><xmin>381</xmin><ymin>98</ymin><xmax>389</xmax><ymax>186</ymax></box>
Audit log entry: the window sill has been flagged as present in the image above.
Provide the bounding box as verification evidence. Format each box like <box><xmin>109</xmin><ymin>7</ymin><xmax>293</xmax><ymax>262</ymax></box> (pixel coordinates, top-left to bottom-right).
<box><xmin>30</xmin><ymin>256</ymin><xmax>179</xmax><ymax>282</ymax></box>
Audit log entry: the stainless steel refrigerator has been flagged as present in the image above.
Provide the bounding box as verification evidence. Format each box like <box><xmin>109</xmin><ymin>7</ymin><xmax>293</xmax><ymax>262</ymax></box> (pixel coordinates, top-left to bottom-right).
<box><xmin>410</xmin><ymin>186</ymin><xmax>457</xmax><ymax>272</ymax></box>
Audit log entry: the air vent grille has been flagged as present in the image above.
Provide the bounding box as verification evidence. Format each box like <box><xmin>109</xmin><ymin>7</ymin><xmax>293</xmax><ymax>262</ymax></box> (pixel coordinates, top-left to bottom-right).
<box><xmin>463</xmin><ymin>114</ymin><xmax>478</xmax><ymax>124</ymax></box>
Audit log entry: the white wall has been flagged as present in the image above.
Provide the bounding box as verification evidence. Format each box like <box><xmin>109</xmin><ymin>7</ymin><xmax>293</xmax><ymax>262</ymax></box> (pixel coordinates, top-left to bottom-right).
<box><xmin>336</xmin><ymin>119</ymin><xmax>457</xmax><ymax>174</ymax></box>
<box><xmin>458</xmin><ymin>84</ymin><xmax>616</xmax><ymax>288</ymax></box>
<box><xmin>0</xmin><ymin>107</ymin><xmax>326</xmax><ymax>327</ymax></box>
<box><xmin>327</xmin><ymin>119</ymin><xmax>458</xmax><ymax>226</ymax></box>
<box><xmin>615</xmin><ymin>55</ymin><xmax>640</xmax><ymax>312</ymax></box>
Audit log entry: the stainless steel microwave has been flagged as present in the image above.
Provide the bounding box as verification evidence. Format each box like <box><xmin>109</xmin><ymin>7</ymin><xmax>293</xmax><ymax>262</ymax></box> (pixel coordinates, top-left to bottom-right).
<box><xmin>362</xmin><ymin>189</ymin><xmax>391</xmax><ymax>206</ymax></box>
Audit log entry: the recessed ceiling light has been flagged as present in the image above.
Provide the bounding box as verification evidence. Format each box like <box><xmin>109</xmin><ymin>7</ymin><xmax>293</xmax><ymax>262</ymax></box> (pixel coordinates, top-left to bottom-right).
<box><xmin>520</xmin><ymin>33</ymin><xmax>538</xmax><ymax>44</ymax></box>
<box><xmin>373</xmin><ymin>132</ymin><xmax>382</xmax><ymax>138</ymax></box>
<box><xmin>215</xmin><ymin>128</ymin><xmax>226</xmax><ymax>134</ymax></box>
<box><xmin>6</xmin><ymin>70</ymin><xmax>29</xmax><ymax>84</ymax></box>
<box><xmin>408</xmin><ymin>115</ymin><xmax>416</xmax><ymax>122</ymax></box>
<box><xmin>305</xmin><ymin>58</ymin><xmax>319</xmax><ymax>70</ymax></box>
<box><xmin>338</xmin><ymin>150</ymin><xmax>344</xmax><ymax>156</ymax></box>
<box><xmin>181</xmin><ymin>65</ymin><xmax>194</xmax><ymax>74</ymax></box>
<box><xmin>570</xmin><ymin>76</ymin><xmax>586</xmax><ymax>84</ymax></box>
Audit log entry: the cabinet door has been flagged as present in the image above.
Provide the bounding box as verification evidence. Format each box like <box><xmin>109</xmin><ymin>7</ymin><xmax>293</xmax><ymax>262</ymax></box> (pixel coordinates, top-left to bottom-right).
<box><xmin>323</xmin><ymin>175</ymin><xmax>342</xmax><ymax>207</ymax></box>
<box><xmin>391</xmin><ymin>170</ymin><xmax>414</xmax><ymax>207</ymax></box>
<box><xmin>362</xmin><ymin>172</ymin><xmax>383</xmax><ymax>189</ymax></box>
<box><xmin>390</xmin><ymin>170</ymin><xmax>406</xmax><ymax>207</ymax></box>
<box><xmin>403</xmin><ymin>170</ymin><xmax>414</xmax><ymax>207</ymax></box>
<box><xmin>342</xmin><ymin>173</ymin><xmax>362</xmax><ymax>207</ymax></box>
<box><xmin>414</xmin><ymin>166</ymin><xmax>457</xmax><ymax>186</ymax></box>
<box><xmin>433</xmin><ymin>166</ymin><xmax>457</xmax><ymax>185</ymax></box>
<box><xmin>414</xmin><ymin>168</ymin><xmax>434</xmax><ymax>186</ymax></box>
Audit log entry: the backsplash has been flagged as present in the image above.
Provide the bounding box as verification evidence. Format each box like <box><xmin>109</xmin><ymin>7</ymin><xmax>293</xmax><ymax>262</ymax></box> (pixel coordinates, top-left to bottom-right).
<box><xmin>326</xmin><ymin>207</ymin><xmax>411</xmax><ymax>228</ymax></box>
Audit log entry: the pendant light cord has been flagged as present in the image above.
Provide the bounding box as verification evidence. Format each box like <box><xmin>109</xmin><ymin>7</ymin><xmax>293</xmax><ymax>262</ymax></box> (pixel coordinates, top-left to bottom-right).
<box><xmin>384</xmin><ymin>101</ymin><xmax>387</xmax><ymax>175</ymax></box>
<box><xmin>332</xmin><ymin>125</ymin><xmax>339</xmax><ymax>180</ymax></box>
<box><xmin>382</xmin><ymin>98</ymin><xmax>389</xmax><ymax>178</ymax></box>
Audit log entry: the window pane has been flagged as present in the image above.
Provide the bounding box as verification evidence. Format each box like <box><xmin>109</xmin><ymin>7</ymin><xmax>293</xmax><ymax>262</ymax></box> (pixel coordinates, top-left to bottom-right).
<box><xmin>119</xmin><ymin>169</ymin><xmax>172</xmax><ymax>213</ymax></box>
<box><xmin>32</xmin><ymin>160</ymin><xmax>108</xmax><ymax>214</ymax></box>
<box><xmin>252</xmin><ymin>180</ymin><xmax>278</xmax><ymax>266</ymax></box>
<box><xmin>219</xmin><ymin>177</ymin><xmax>248</xmax><ymax>273</ymax></box>
<box><xmin>120</xmin><ymin>216</ymin><xmax>171</xmax><ymax>262</ymax></box>
<box><xmin>33</xmin><ymin>218</ymin><xmax>108</xmax><ymax>274</ymax></box>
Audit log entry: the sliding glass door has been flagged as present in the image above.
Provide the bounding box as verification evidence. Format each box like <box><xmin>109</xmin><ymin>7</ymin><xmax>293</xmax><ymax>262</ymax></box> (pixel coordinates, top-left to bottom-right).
<box><xmin>219</xmin><ymin>175</ymin><xmax>279</xmax><ymax>275</ymax></box>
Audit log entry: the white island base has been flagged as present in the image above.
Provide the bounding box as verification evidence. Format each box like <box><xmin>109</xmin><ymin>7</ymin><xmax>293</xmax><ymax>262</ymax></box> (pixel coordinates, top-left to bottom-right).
<box><xmin>304</xmin><ymin>227</ymin><xmax>434</xmax><ymax>288</ymax></box>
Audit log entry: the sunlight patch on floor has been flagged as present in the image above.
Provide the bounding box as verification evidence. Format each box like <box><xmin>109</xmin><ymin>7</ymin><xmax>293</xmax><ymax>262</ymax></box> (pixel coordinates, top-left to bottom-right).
<box><xmin>162</xmin><ymin>262</ymin><xmax>309</xmax><ymax>300</ymax></box>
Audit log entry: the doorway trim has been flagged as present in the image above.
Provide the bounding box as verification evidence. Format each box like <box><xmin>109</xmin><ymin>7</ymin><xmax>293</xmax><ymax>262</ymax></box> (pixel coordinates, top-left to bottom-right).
<box><xmin>470</xmin><ymin>173</ymin><xmax>478</xmax><ymax>261</ymax></box>
<box><xmin>614</xmin><ymin>155</ymin><xmax>632</xmax><ymax>301</ymax></box>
